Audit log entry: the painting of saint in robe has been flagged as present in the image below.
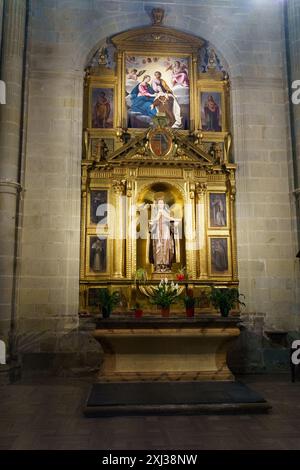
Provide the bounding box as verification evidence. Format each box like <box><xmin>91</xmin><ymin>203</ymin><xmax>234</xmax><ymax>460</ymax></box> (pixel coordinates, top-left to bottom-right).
<box><xmin>211</xmin><ymin>238</ymin><xmax>228</xmax><ymax>273</ymax></box>
<box><xmin>90</xmin><ymin>190</ymin><xmax>108</xmax><ymax>225</ymax></box>
<box><xmin>125</xmin><ymin>55</ymin><xmax>190</xmax><ymax>129</ymax></box>
<box><xmin>92</xmin><ymin>88</ymin><xmax>114</xmax><ymax>128</ymax></box>
<box><xmin>210</xmin><ymin>193</ymin><xmax>226</xmax><ymax>227</ymax></box>
<box><xmin>201</xmin><ymin>92</ymin><xmax>222</xmax><ymax>132</ymax></box>
<box><xmin>148</xmin><ymin>199</ymin><xmax>180</xmax><ymax>273</ymax></box>
<box><xmin>90</xmin><ymin>237</ymin><xmax>107</xmax><ymax>273</ymax></box>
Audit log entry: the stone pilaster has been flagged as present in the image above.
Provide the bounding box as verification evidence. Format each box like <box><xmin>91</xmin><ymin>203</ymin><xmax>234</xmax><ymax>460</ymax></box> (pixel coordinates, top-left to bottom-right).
<box><xmin>0</xmin><ymin>0</ymin><xmax>27</xmax><ymax>343</ymax></box>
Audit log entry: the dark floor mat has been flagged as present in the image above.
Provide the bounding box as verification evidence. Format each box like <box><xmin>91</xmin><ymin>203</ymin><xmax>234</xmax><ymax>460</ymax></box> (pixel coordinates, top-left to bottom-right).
<box><xmin>84</xmin><ymin>381</ymin><xmax>271</xmax><ymax>416</ymax></box>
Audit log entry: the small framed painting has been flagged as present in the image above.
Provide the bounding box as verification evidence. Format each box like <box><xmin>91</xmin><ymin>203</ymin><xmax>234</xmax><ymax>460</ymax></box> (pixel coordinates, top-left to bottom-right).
<box><xmin>201</xmin><ymin>92</ymin><xmax>222</xmax><ymax>132</ymax></box>
<box><xmin>209</xmin><ymin>193</ymin><xmax>227</xmax><ymax>228</ymax></box>
<box><xmin>90</xmin><ymin>190</ymin><xmax>108</xmax><ymax>225</ymax></box>
<box><xmin>210</xmin><ymin>238</ymin><xmax>229</xmax><ymax>274</ymax></box>
<box><xmin>88</xmin><ymin>236</ymin><xmax>107</xmax><ymax>274</ymax></box>
<box><xmin>91</xmin><ymin>87</ymin><xmax>114</xmax><ymax>128</ymax></box>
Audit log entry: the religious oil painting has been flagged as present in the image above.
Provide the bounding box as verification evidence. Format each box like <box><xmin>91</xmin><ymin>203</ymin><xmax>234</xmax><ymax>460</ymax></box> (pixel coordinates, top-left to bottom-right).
<box><xmin>91</xmin><ymin>138</ymin><xmax>114</xmax><ymax>160</ymax></box>
<box><xmin>211</xmin><ymin>238</ymin><xmax>228</xmax><ymax>273</ymax></box>
<box><xmin>89</xmin><ymin>236</ymin><xmax>107</xmax><ymax>273</ymax></box>
<box><xmin>201</xmin><ymin>92</ymin><xmax>222</xmax><ymax>132</ymax></box>
<box><xmin>90</xmin><ymin>190</ymin><xmax>108</xmax><ymax>225</ymax></box>
<box><xmin>209</xmin><ymin>193</ymin><xmax>227</xmax><ymax>227</ymax></box>
<box><xmin>91</xmin><ymin>87</ymin><xmax>114</xmax><ymax>128</ymax></box>
<box><xmin>125</xmin><ymin>55</ymin><xmax>190</xmax><ymax>129</ymax></box>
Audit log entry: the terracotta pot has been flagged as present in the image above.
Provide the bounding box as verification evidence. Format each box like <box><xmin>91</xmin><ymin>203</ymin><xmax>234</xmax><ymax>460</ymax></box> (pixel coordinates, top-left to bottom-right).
<box><xmin>135</xmin><ymin>309</ymin><xmax>143</xmax><ymax>318</ymax></box>
<box><xmin>186</xmin><ymin>307</ymin><xmax>195</xmax><ymax>318</ymax></box>
<box><xmin>161</xmin><ymin>306</ymin><xmax>170</xmax><ymax>317</ymax></box>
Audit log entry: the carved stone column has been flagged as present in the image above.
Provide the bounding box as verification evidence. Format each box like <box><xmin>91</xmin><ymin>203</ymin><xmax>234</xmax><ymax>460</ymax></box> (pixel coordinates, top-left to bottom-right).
<box><xmin>196</xmin><ymin>183</ymin><xmax>208</xmax><ymax>279</ymax></box>
<box><xmin>112</xmin><ymin>180</ymin><xmax>126</xmax><ymax>278</ymax></box>
<box><xmin>0</xmin><ymin>0</ymin><xmax>27</xmax><ymax>342</ymax></box>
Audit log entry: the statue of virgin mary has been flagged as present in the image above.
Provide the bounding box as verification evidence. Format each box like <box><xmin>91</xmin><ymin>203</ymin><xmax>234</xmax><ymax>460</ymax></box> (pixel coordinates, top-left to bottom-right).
<box><xmin>148</xmin><ymin>197</ymin><xmax>180</xmax><ymax>273</ymax></box>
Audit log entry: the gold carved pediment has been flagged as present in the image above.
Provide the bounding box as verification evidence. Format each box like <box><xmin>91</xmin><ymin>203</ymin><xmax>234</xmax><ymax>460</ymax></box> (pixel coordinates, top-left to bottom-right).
<box><xmin>107</xmin><ymin>128</ymin><xmax>214</xmax><ymax>167</ymax></box>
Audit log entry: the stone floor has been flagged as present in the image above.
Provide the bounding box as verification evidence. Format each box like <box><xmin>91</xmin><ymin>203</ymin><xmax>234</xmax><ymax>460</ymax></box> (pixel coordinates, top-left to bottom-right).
<box><xmin>0</xmin><ymin>374</ymin><xmax>300</xmax><ymax>450</ymax></box>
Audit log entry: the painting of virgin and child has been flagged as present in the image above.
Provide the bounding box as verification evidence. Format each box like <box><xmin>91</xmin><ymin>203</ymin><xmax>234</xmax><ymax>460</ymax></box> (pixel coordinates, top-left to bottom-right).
<box><xmin>125</xmin><ymin>56</ymin><xmax>190</xmax><ymax>129</ymax></box>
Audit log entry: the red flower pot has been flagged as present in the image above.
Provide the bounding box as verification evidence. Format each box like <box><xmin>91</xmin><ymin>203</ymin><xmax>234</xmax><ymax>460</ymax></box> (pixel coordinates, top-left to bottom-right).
<box><xmin>135</xmin><ymin>309</ymin><xmax>143</xmax><ymax>318</ymax></box>
<box><xmin>186</xmin><ymin>307</ymin><xmax>195</xmax><ymax>318</ymax></box>
<box><xmin>176</xmin><ymin>274</ymin><xmax>185</xmax><ymax>281</ymax></box>
<box><xmin>161</xmin><ymin>306</ymin><xmax>170</xmax><ymax>317</ymax></box>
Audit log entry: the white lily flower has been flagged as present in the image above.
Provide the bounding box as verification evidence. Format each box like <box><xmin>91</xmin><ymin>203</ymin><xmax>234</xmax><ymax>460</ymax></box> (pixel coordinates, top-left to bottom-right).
<box><xmin>164</xmin><ymin>278</ymin><xmax>168</xmax><ymax>284</ymax></box>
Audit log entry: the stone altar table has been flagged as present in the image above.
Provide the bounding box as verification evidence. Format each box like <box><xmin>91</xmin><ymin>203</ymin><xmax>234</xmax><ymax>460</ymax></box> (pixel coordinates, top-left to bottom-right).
<box><xmin>93</xmin><ymin>316</ymin><xmax>241</xmax><ymax>382</ymax></box>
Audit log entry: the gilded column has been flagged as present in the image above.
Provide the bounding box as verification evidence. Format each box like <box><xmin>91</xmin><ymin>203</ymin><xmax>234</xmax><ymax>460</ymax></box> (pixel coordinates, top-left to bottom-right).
<box><xmin>196</xmin><ymin>183</ymin><xmax>208</xmax><ymax>279</ymax></box>
<box><xmin>125</xmin><ymin>179</ymin><xmax>133</xmax><ymax>279</ymax></box>
<box><xmin>184</xmin><ymin>181</ymin><xmax>197</xmax><ymax>279</ymax></box>
<box><xmin>112</xmin><ymin>180</ymin><xmax>126</xmax><ymax>278</ymax></box>
<box><xmin>0</xmin><ymin>0</ymin><xmax>27</xmax><ymax>342</ymax></box>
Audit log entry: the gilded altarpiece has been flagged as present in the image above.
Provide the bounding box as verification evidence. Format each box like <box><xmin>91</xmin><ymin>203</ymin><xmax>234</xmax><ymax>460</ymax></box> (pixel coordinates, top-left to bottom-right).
<box><xmin>80</xmin><ymin>20</ymin><xmax>238</xmax><ymax>314</ymax></box>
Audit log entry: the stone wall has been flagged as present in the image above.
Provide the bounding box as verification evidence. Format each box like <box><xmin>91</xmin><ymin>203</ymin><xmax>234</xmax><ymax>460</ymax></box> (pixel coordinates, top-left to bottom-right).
<box><xmin>15</xmin><ymin>0</ymin><xmax>300</xmax><ymax>366</ymax></box>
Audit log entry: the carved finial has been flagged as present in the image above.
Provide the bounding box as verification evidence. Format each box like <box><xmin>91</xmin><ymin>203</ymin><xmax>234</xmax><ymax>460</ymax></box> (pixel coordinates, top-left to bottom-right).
<box><xmin>207</xmin><ymin>48</ymin><xmax>218</xmax><ymax>71</ymax></box>
<box><xmin>98</xmin><ymin>47</ymin><xmax>108</xmax><ymax>66</ymax></box>
<box><xmin>151</xmin><ymin>8</ymin><xmax>165</xmax><ymax>25</ymax></box>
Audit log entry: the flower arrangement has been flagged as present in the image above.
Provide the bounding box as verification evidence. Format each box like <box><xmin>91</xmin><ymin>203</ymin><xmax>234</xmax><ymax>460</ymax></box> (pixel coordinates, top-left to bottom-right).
<box><xmin>176</xmin><ymin>266</ymin><xmax>188</xmax><ymax>282</ymax></box>
<box><xmin>149</xmin><ymin>278</ymin><xmax>180</xmax><ymax>316</ymax></box>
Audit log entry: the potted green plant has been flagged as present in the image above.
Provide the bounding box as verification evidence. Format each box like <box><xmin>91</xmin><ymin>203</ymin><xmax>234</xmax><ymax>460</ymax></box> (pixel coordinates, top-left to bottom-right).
<box><xmin>209</xmin><ymin>287</ymin><xmax>245</xmax><ymax>317</ymax></box>
<box><xmin>97</xmin><ymin>289</ymin><xmax>120</xmax><ymax>319</ymax></box>
<box><xmin>149</xmin><ymin>279</ymin><xmax>179</xmax><ymax>317</ymax></box>
<box><xmin>183</xmin><ymin>295</ymin><xmax>196</xmax><ymax>317</ymax></box>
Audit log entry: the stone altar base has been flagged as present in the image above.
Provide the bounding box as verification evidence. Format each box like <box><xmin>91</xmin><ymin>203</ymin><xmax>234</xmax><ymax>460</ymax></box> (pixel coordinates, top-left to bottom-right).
<box><xmin>84</xmin><ymin>381</ymin><xmax>271</xmax><ymax>416</ymax></box>
<box><xmin>93</xmin><ymin>316</ymin><xmax>241</xmax><ymax>382</ymax></box>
